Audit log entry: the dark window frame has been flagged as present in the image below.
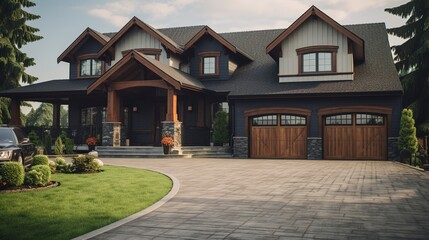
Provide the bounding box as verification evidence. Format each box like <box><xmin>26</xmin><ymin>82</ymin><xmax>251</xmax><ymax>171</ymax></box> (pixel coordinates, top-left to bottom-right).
<box><xmin>198</xmin><ymin>51</ymin><xmax>220</xmax><ymax>77</ymax></box>
<box><xmin>77</xmin><ymin>54</ymin><xmax>104</xmax><ymax>78</ymax></box>
<box><xmin>296</xmin><ymin>45</ymin><xmax>338</xmax><ymax>74</ymax></box>
<box><xmin>280</xmin><ymin>114</ymin><xmax>307</xmax><ymax>126</ymax></box>
<box><xmin>325</xmin><ymin>114</ymin><xmax>353</xmax><ymax>126</ymax></box>
<box><xmin>252</xmin><ymin>114</ymin><xmax>278</xmax><ymax>126</ymax></box>
<box><xmin>356</xmin><ymin>113</ymin><xmax>384</xmax><ymax>125</ymax></box>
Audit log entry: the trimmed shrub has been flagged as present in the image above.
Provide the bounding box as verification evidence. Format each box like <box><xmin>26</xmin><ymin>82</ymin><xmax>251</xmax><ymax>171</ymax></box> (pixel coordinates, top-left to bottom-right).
<box><xmin>54</xmin><ymin>157</ymin><xmax>72</xmax><ymax>173</ymax></box>
<box><xmin>28</xmin><ymin>130</ymin><xmax>41</xmax><ymax>147</ymax></box>
<box><xmin>0</xmin><ymin>162</ymin><xmax>25</xmax><ymax>186</ymax></box>
<box><xmin>94</xmin><ymin>158</ymin><xmax>104</xmax><ymax>167</ymax></box>
<box><xmin>54</xmin><ymin>136</ymin><xmax>63</xmax><ymax>155</ymax></box>
<box><xmin>48</xmin><ymin>160</ymin><xmax>57</xmax><ymax>174</ymax></box>
<box><xmin>29</xmin><ymin>165</ymin><xmax>51</xmax><ymax>186</ymax></box>
<box><xmin>32</xmin><ymin>155</ymin><xmax>49</xmax><ymax>166</ymax></box>
<box><xmin>212</xmin><ymin>110</ymin><xmax>229</xmax><ymax>146</ymax></box>
<box><xmin>25</xmin><ymin>170</ymin><xmax>45</xmax><ymax>186</ymax></box>
<box><xmin>398</xmin><ymin>108</ymin><xmax>418</xmax><ymax>154</ymax></box>
<box><xmin>60</xmin><ymin>131</ymin><xmax>74</xmax><ymax>154</ymax></box>
<box><xmin>72</xmin><ymin>155</ymin><xmax>100</xmax><ymax>173</ymax></box>
<box><xmin>55</xmin><ymin>157</ymin><xmax>66</xmax><ymax>166</ymax></box>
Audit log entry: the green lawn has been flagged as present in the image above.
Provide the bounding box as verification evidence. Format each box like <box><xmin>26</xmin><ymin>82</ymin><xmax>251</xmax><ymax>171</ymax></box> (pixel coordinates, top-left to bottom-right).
<box><xmin>0</xmin><ymin>166</ymin><xmax>172</xmax><ymax>240</ymax></box>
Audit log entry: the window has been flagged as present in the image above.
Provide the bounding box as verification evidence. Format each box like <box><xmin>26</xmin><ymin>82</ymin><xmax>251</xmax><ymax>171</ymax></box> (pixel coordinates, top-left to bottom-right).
<box><xmin>297</xmin><ymin>46</ymin><xmax>338</xmax><ymax>74</ymax></box>
<box><xmin>302</xmin><ymin>52</ymin><xmax>332</xmax><ymax>73</ymax></box>
<box><xmin>325</xmin><ymin>114</ymin><xmax>352</xmax><ymax>125</ymax></box>
<box><xmin>80</xmin><ymin>59</ymin><xmax>102</xmax><ymax>77</ymax></box>
<box><xmin>199</xmin><ymin>52</ymin><xmax>220</xmax><ymax>77</ymax></box>
<box><xmin>356</xmin><ymin>114</ymin><xmax>384</xmax><ymax>125</ymax></box>
<box><xmin>280</xmin><ymin>115</ymin><xmax>306</xmax><ymax>126</ymax></box>
<box><xmin>81</xmin><ymin>107</ymin><xmax>98</xmax><ymax>126</ymax></box>
<box><xmin>252</xmin><ymin>115</ymin><xmax>277</xmax><ymax>126</ymax></box>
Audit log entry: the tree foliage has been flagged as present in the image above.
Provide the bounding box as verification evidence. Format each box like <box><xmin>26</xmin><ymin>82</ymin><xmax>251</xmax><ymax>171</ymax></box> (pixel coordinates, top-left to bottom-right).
<box><xmin>398</xmin><ymin>108</ymin><xmax>418</xmax><ymax>154</ymax></box>
<box><xmin>25</xmin><ymin>103</ymin><xmax>68</xmax><ymax>127</ymax></box>
<box><xmin>0</xmin><ymin>0</ymin><xmax>42</xmax><ymax>124</ymax></box>
<box><xmin>385</xmin><ymin>0</ymin><xmax>429</xmax><ymax>134</ymax></box>
<box><xmin>212</xmin><ymin>111</ymin><xmax>229</xmax><ymax>145</ymax></box>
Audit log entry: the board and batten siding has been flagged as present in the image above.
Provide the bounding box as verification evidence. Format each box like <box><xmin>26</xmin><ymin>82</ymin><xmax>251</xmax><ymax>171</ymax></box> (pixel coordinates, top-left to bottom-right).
<box><xmin>110</xmin><ymin>26</ymin><xmax>168</xmax><ymax>67</ymax></box>
<box><xmin>279</xmin><ymin>18</ymin><xmax>353</xmax><ymax>83</ymax></box>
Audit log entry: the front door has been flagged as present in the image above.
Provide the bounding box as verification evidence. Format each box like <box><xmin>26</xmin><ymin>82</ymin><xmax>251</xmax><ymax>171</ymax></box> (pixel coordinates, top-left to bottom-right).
<box><xmin>129</xmin><ymin>98</ymin><xmax>155</xmax><ymax>145</ymax></box>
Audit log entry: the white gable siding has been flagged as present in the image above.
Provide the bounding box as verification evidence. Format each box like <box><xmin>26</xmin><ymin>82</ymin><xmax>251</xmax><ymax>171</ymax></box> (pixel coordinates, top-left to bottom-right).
<box><xmin>279</xmin><ymin>18</ymin><xmax>353</xmax><ymax>82</ymax></box>
<box><xmin>111</xmin><ymin>26</ymin><xmax>168</xmax><ymax>66</ymax></box>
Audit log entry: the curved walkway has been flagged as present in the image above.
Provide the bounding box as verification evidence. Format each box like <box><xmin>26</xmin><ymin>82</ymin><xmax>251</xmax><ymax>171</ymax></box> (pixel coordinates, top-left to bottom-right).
<box><xmin>92</xmin><ymin>159</ymin><xmax>429</xmax><ymax>239</ymax></box>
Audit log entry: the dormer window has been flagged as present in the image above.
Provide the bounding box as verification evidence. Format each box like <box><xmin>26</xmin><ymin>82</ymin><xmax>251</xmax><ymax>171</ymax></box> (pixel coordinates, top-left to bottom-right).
<box><xmin>199</xmin><ymin>51</ymin><xmax>220</xmax><ymax>77</ymax></box>
<box><xmin>297</xmin><ymin>46</ymin><xmax>338</xmax><ymax>74</ymax></box>
<box><xmin>79</xmin><ymin>57</ymin><xmax>103</xmax><ymax>78</ymax></box>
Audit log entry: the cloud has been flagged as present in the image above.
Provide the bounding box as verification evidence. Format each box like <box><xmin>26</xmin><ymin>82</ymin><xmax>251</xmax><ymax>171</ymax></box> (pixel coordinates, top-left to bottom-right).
<box><xmin>88</xmin><ymin>8</ymin><xmax>129</xmax><ymax>27</ymax></box>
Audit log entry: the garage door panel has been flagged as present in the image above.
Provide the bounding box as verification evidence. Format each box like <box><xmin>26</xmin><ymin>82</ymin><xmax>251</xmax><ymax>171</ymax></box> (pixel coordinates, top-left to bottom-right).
<box><xmin>251</xmin><ymin>127</ymin><xmax>277</xmax><ymax>158</ymax></box>
<box><xmin>355</xmin><ymin>126</ymin><xmax>386</xmax><ymax>159</ymax></box>
<box><xmin>277</xmin><ymin>127</ymin><xmax>307</xmax><ymax>158</ymax></box>
<box><xmin>324</xmin><ymin>113</ymin><xmax>387</xmax><ymax>160</ymax></box>
<box><xmin>324</xmin><ymin>126</ymin><xmax>354</xmax><ymax>159</ymax></box>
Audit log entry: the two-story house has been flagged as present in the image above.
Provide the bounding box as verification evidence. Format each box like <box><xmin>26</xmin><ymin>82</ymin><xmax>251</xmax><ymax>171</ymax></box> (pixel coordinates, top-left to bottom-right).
<box><xmin>1</xmin><ymin>6</ymin><xmax>402</xmax><ymax>160</ymax></box>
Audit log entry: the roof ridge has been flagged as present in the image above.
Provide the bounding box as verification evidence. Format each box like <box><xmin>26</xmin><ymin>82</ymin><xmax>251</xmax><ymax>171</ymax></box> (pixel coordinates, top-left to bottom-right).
<box><xmin>158</xmin><ymin>25</ymin><xmax>206</xmax><ymax>30</ymax></box>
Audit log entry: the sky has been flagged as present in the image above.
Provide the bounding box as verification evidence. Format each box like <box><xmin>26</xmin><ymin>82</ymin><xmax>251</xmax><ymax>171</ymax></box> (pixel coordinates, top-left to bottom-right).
<box><xmin>20</xmin><ymin>0</ymin><xmax>407</xmax><ymax>111</ymax></box>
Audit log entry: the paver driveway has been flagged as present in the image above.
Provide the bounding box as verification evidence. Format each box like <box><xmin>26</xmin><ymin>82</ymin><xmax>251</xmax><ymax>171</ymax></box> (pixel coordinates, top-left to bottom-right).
<box><xmin>92</xmin><ymin>159</ymin><xmax>429</xmax><ymax>239</ymax></box>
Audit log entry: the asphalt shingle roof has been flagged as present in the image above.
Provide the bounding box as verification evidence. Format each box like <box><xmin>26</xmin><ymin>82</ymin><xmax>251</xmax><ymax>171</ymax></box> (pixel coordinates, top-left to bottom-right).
<box><xmin>0</xmin><ymin>22</ymin><xmax>402</xmax><ymax>99</ymax></box>
<box><xmin>202</xmin><ymin>23</ymin><xmax>402</xmax><ymax>97</ymax></box>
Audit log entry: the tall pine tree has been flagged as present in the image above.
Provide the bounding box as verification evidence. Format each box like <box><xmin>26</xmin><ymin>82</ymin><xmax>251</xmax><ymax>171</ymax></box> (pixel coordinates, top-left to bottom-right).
<box><xmin>385</xmin><ymin>0</ymin><xmax>429</xmax><ymax>135</ymax></box>
<box><xmin>0</xmin><ymin>0</ymin><xmax>42</xmax><ymax>123</ymax></box>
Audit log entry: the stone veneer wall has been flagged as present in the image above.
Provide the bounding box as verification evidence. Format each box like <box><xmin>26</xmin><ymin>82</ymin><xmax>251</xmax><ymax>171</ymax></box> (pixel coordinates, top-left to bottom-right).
<box><xmin>102</xmin><ymin>122</ymin><xmax>121</xmax><ymax>147</ymax></box>
<box><xmin>307</xmin><ymin>137</ymin><xmax>322</xmax><ymax>160</ymax></box>
<box><xmin>161</xmin><ymin>121</ymin><xmax>182</xmax><ymax>147</ymax></box>
<box><xmin>233</xmin><ymin>137</ymin><xmax>248</xmax><ymax>158</ymax></box>
<box><xmin>388</xmin><ymin>137</ymin><xmax>399</xmax><ymax>161</ymax></box>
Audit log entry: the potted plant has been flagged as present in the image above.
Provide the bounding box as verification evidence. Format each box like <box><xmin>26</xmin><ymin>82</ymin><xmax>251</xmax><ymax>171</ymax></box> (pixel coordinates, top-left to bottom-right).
<box><xmin>85</xmin><ymin>137</ymin><xmax>97</xmax><ymax>152</ymax></box>
<box><xmin>161</xmin><ymin>135</ymin><xmax>174</xmax><ymax>154</ymax></box>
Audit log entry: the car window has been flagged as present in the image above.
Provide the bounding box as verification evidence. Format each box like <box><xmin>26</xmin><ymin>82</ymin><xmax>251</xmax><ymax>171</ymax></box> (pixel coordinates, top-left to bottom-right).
<box><xmin>13</xmin><ymin>128</ymin><xmax>25</xmax><ymax>143</ymax></box>
<box><xmin>0</xmin><ymin>129</ymin><xmax>16</xmax><ymax>143</ymax></box>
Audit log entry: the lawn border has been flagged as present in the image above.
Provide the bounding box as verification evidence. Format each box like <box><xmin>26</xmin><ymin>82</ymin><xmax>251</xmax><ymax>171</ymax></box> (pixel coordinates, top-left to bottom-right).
<box><xmin>72</xmin><ymin>167</ymin><xmax>180</xmax><ymax>240</ymax></box>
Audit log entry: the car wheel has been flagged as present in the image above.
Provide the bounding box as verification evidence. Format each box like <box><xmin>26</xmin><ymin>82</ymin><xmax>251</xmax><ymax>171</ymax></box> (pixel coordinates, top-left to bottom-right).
<box><xmin>17</xmin><ymin>154</ymin><xmax>23</xmax><ymax>165</ymax></box>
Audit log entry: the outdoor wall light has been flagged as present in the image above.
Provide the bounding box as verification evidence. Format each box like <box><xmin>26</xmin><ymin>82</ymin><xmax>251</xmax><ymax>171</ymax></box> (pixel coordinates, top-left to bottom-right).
<box><xmin>133</xmin><ymin>107</ymin><xmax>138</xmax><ymax>112</ymax></box>
<box><xmin>187</xmin><ymin>105</ymin><xmax>193</xmax><ymax>111</ymax></box>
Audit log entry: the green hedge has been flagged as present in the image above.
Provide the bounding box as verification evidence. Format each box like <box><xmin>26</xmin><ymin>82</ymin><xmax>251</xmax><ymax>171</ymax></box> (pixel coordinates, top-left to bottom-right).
<box><xmin>0</xmin><ymin>162</ymin><xmax>25</xmax><ymax>186</ymax></box>
<box><xmin>32</xmin><ymin>155</ymin><xmax>49</xmax><ymax>166</ymax></box>
<box><xmin>26</xmin><ymin>165</ymin><xmax>51</xmax><ymax>186</ymax></box>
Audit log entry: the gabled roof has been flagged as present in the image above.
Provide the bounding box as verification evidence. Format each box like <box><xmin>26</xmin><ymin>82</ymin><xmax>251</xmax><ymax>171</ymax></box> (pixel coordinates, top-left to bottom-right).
<box><xmin>88</xmin><ymin>50</ymin><xmax>205</xmax><ymax>93</ymax></box>
<box><xmin>203</xmin><ymin>23</ymin><xmax>401</xmax><ymax>97</ymax></box>
<box><xmin>57</xmin><ymin>28</ymin><xmax>110</xmax><ymax>63</ymax></box>
<box><xmin>266</xmin><ymin>5</ymin><xmax>365</xmax><ymax>61</ymax></box>
<box><xmin>97</xmin><ymin>17</ymin><xmax>183</xmax><ymax>59</ymax></box>
<box><xmin>184</xmin><ymin>26</ymin><xmax>254</xmax><ymax>61</ymax></box>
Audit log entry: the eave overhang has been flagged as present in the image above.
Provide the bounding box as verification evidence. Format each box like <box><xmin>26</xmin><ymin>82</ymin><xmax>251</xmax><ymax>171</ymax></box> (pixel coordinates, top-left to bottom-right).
<box><xmin>57</xmin><ymin>28</ymin><xmax>109</xmax><ymax>63</ymax></box>
<box><xmin>266</xmin><ymin>5</ymin><xmax>365</xmax><ymax>62</ymax></box>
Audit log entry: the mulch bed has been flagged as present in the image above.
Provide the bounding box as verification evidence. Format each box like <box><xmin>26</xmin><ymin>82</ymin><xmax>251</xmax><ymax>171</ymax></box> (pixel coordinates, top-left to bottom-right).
<box><xmin>0</xmin><ymin>181</ymin><xmax>60</xmax><ymax>193</ymax></box>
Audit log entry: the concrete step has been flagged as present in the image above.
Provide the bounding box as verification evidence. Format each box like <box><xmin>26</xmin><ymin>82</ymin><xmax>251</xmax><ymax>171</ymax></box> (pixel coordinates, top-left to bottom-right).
<box><xmin>96</xmin><ymin>146</ymin><xmax>232</xmax><ymax>158</ymax></box>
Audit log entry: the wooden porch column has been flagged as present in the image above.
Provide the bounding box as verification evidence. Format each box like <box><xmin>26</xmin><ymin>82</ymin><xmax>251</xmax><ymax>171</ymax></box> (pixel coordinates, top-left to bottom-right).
<box><xmin>52</xmin><ymin>103</ymin><xmax>61</xmax><ymax>129</ymax></box>
<box><xmin>166</xmin><ymin>88</ymin><xmax>178</xmax><ymax>121</ymax></box>
<box><xmin>9</xmin><ymin>99</ymin><xmax>22</xmax><ymax>126</ymax></box>
<box><xmin>196</xmin><ymin>97</ymin><xmax>205</xmax><ymax>127</ymax></box>
<box><xmin>107</xmin><ymin>88</ymin><xmax>121</xmax><ymax>122</ymax></box>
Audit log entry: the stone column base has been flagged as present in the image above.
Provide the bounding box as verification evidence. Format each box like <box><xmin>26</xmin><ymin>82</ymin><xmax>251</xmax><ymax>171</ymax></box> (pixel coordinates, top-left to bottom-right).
<box><xmin>388</xmin><ymin>137</ymin><xmax>399</xmax><ymax>161</ymax></box>
<box><xmin>161</xmin><ymin>121</ymin><xmax>182</xmax><ymax>147</ymax></box>
<box><xmin>307</xmin><ymin>137</ymin><xmax>322</xmax><ymax>160</ymax></box>
<box><xmin>102</xmin><ymin>122</ymin><xmax>121</xmax><ymax>147</ymax></box>
<box><xmin>233</xmin><ymin>137</ymin><xmax>248</xmax><ymax>158</ymax></box>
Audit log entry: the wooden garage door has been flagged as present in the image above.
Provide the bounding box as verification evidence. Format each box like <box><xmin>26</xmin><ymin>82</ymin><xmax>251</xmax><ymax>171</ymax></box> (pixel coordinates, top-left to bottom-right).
<box><xmin>250</xmin><ymin>114</ymin><xmax>307</xmax><ymax>158</ymax></box>
<box><xmin>324</xmin><ymin>113</ymin><xmax>387</xmax><ymax>160</ymax></box>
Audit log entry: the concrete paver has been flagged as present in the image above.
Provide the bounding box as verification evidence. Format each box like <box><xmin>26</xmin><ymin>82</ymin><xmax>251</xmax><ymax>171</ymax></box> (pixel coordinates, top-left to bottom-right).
<box><xmin>91</xmin><ymin>159</ymin><xmax>429</xmax><ymax>239</ymax></box>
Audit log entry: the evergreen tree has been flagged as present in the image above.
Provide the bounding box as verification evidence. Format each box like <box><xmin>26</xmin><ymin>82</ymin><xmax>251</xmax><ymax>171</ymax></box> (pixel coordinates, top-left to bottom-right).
<box><xmin>398</xmin><ymin>108</ymin><xmax>418</xmax><ymax>154</ymax></box>
<box><xmin>385</xmin><ymin>1</ymin><xmax>429</xmax><ymax>134</ymax></box>
<box><xmin>25</xmin><ymin>103</ymin><xmax>53</xmax><ymax>127</ymax></box>
<box><xmin>0</xmin><ymin>0</ymin><xmax>42</xmax><ymax>123</ymax></box>
<box><xmin>212</xmin><ymin>111</ymin><xmax>229</xmax><ymax>145</ymax></box>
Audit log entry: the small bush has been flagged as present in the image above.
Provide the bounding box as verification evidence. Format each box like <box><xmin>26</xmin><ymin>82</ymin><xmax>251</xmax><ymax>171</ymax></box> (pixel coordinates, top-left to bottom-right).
<box><xmin>29</xmin><ymin>165</ymin><xmax>51</xmax><ymax>186</ymax></box>
<box><xmin>94</xmin><ymin>158</ymin><xmax>104</xmax><ymax>167</ymax></box>
<box><xmin>72</xmin><ymin>155</ymin><xmax>100</xmax><ymax>173</ymax></box>
<box><xmin>54</xmin><ymin>136</ymin><xmax>63</xmax><ymax>155</ymax></box>
<box><xmin>0</xmin><ymin>162</ymin><xmax>25</xmax><ymax>186</ymax></box>
<box><xmin>32</xmin><ymin>155</ymin><xmax>49</xmax><ymax>166</ymax></box>
<box><xmin>28</xmin><ymin>130</ymin><xmax>41</xmax><ymax>147</ymax></box>
<box><xmin>49</xmin><ymin>160</ymin><xmax>57</xmax><ymax>174</ymax></box>
<box><xmin>55</xmin><ymin>157</ymin><xmax>66</xmax><ymax>166</ymax></box>
<box><xmin>212</xmin><ymin>110</ymin><xmax>229</xmax><ymax>146</ymax></box>
<box><xmin>25</xmin><ymin>170</ymin><xmax>45</xmax><ymax>186</ymax></box>
<box><xmin>44</xmin><ymin>132</ymin><xmax>52</xmax><ymax>155</ymax></box>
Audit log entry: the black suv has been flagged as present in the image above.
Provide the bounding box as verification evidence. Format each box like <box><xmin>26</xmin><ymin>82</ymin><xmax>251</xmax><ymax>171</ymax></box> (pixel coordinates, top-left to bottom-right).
<box><xmin>0</xmin><ymin>127</ymin><xmax>36</xmax><ymax>167</ymax></box>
